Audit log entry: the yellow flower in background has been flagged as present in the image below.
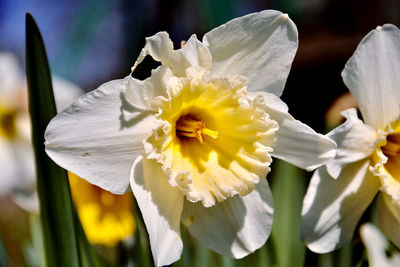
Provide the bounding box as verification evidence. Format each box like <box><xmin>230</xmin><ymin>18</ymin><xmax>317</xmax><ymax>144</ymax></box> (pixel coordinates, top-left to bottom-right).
<box><xmin>68</xmin><ymin>173</ymin><xmax>135</xmax><ymax>246</ymax></box>
<box><xmin>45</xmin><ymin>10</ymin><xmax>336</xmax><ymax>266</ymax></box>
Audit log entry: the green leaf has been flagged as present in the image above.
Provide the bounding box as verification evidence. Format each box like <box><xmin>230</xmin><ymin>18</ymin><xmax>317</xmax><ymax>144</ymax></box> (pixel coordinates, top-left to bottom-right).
<box><xmin>193</xmin><ymin>240</ymin><xmax>211</xmax><ymax>267</ymax></box>
<box><xmin>220</xmin><ymin>255</ymin><xmax>235</xmax><ymax>267</ymax></box>
<box><xmin>25</xmin><ymin>13</ymin><xmax>80</xmax><ymax>267</ymax></box>
<box><xmin>318</xmin><ymin>253</ymin><xmax>334</xmax><ymax>267</ymax></box>
<box><xmin>73</xmin><ymin>208</ymin><xmax>102</xmax><ymax>267</ymax></box>
<box><xmin>29</xmin><ymin>214</ymin><xmax>45</xmax><ymax>267</ymax></box>
<box><xmin>270</xmin><ymin>160</ymin><xmax>306</xmax><ymax>267</ymax></box>
<box><xmin>256</xmin><ymin>241</ymin><xmax>274</xmax><ymax>267</ymax></box>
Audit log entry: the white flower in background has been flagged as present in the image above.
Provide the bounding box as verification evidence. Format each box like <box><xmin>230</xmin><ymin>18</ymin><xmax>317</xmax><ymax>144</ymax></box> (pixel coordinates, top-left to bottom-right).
<box><xmin>45</xmin><ymin>10</ymin><xmax>336</xmax><ymax>266</ymax></box>
<box><xmin>360</xmin><ymin>223</ymin><xmax>400</xmax><ymax>267</ymax></box>
<box><xmin>301</xmin><ymin>24</ymin><xmax>400</xmax><ymax>252</ymax></box>
<box><xmin>0</xmin><ymin>52</ymin><xmax>82</xmax><ymax>212</ymax></box>
<box><xmin>0</xmin><ymin>53</ymin><xmax>136</xmax><ymax>247</ymax></box>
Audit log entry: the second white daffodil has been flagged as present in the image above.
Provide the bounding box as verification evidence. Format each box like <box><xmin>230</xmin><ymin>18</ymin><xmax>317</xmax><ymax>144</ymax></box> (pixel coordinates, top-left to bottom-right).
<box><xmin>301</xmin><ymin>24</ymin><xmax>400</xmax><ymax>253</ymax></box>
<box><xmin>45</xmin><ymin>10</ymin><xmax>335</xmax><ymax>266</ymax></box>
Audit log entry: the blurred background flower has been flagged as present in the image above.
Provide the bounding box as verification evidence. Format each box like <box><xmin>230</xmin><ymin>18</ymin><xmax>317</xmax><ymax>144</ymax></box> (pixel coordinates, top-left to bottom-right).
<box><xmin>0</xmin><ymin>52</ymin><xmax>83</xmax><ymax>212</ymax></box>
<box><xmin>69</xmin><ymin>173</ymin><xmax>135</xmax><ymax>247</ymax></box>
<box><xmin>1</xmin><ymin>0</ymin><xmax>400</xmax><ymax>266</ymax></box>
<box><xmin>0</xmin><ymin>52</ymin><xmax>83</xmax><ymax>266</ymax></box>
<box><xmin>0</xmin><ymin>51</ymin><xmax>135</xmax><ymax>265</ymax></box>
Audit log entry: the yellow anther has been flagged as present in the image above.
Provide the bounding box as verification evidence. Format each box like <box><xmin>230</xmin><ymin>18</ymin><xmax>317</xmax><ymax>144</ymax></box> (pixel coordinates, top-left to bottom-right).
<box><xmin>201</xmin><ymin>127</ymin><xmax>219</xmax><ymax>139</ymax></box>
<box><xmin>176</xmin><ymin>116</ymin><xmax>219</xmax><ymax>144</ymax></box>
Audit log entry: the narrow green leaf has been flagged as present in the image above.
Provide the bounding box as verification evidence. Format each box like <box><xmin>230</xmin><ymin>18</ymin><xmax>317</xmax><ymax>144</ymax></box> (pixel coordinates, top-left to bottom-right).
<box><xmin>194</xmin><ymin>241</ymin><xmax>211</xmax><ymax>267</ymax></box>
<box><xmin>337</xmin><ymin>244</ymin><xmax>352</xmax><ymax>267</ymax></box>
<box><xmin>270</xmin><ymin>160</ymin><xmax>306</xmax><ymax>267</ymax></box>
<box><xmin>73</xmin><ymin>208</ymin><xmax>101</xmax><ymax>267</ymax></box>
<box><xmin>256</xmin><ymin>242</ymin><xmax>274</xmax><ymax>267</ymax></box>
<box><xmin>318</xmin><ymin>253</ymin><xmax>334</xmax><ymax>267</ymax></box>
<box><xmin>25</xmin><ymin>13</ymin><xmax>80</xmax><ymax>266</ymax></box>
<box><xmin>221</xmin><ymin>256</ymin><xmax>235</xmax><ymax>267</ymax></box>
<box><xmin>29</xmin><ymin>214</ymin><xmax>45</xmax><ymax>267</ymax></box>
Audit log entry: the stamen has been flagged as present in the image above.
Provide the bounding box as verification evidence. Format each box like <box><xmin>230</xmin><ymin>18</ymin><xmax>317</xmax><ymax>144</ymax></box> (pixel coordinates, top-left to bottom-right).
<box><xmin>202</xmin><ymin>128</ymin><xmax>219</xmax><ymax>139</ymax></box>
<box><xmin>180</xmin><ymin>40</ymin><xmax>187</xmax><ymax>48</ymax></box>
<box><xmin>176</xmin><ymin>116</ymin><xmax>219</xmax><ymax>144</ymax></box>
<box><xmin>382</xmin><ymin>140</ymin><xmax>400</xmax><ymax>156</ymax></box>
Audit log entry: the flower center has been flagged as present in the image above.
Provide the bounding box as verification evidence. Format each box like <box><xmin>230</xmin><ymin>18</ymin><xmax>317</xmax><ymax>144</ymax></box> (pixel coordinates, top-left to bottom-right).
<box><xmin>144</xmin><ymin>67</ymin><xmax>278</xmax><ymax>207</ymax></box>
<box><xmin>382</xmin><ymin>134</ymin><xmax>400</xmax><ymax>157</ymax></box>
<box><xmin>371</xmin><ymin>118</ymin><xmax>400</xmax><ymax>204</ymax></box>
<box><xmin>0</xmin><ymin>104</ymin><xmax>17</xmax><ymax>139</ymax></box>
<box><xmin>379</xmin><ymin>131</ymin><xmax>400</xmax><ymax>182</ymax></box>
<box><xmin>175</xmin><ymin>115</ymin><xmax>219</xmax><ymax>144</ymax></box>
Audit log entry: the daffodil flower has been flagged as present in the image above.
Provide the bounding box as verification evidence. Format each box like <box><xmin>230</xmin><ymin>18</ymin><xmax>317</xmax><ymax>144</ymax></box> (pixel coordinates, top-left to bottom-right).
<box><xmin>301</xmin><ymin>24</ymin><xmax>400</xmax><ymax>252</ymax></box>
<box><xmin>0</xmin><ymin>52</ymin><xmax>135</xmax><ymax>247</ymax></box>
<box><xmin>69</xmin><ymin>173</ymin><xmax>135</xmax><ymax>246</ymax></box>
<box><xmin>0</xmin><ymin>52</ymin><xmax>82</xmax><ymax>212</ymax></box>
<box><xmin>0</xmin><ymin>52</ymin><xmax>33</xmax><ymax>197</ymax></box>
<box><xmin>360</xmin><ymin>223</ymin><xmax>400</xmax><ymax>267</ymax></box>
<box><xmin>45</xmin><ymin>10</ymin><xmax>336</xmax><ymax>266</ymax></box>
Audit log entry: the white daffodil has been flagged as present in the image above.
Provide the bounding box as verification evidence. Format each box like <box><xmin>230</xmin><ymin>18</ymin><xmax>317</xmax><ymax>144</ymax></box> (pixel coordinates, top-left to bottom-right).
<box><xmin>301</xmin><ymin>24</ymin><xmax>400</xmax><ymax>253</ymax></box>
<box><xmin>45</xmin><ymin>10</ymin><xmax>335</xmax><ymax>266</ymax></box>
<box><xmin>0</xmin><ymin>52</ymin><xmax>82</xmax><ymax>212</ymax></box>
<box><xmin>360</xmin><ymin>223</ymin><xmax>400</xmax><ymax>267</ymax></box>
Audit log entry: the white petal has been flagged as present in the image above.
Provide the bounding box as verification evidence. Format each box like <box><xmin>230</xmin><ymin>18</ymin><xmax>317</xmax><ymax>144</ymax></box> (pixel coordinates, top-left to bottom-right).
<box><xmin>12</xmin><ymin>192</ymin><xmax>39</xmax><ymax>214</ymax></box>
<box><xmin>254</xmin><ymin>91</ymin><xmax>336</xmax><ymax>171</ymax></box>
<box><xmin>180</xmin><ymin>34</ymin><xmax>212</xmax><ymax>70</ymax></box>
<box><xmin>342</xmin><ymin>24</ymin><xmax>400</xmax><ymax>130</ymax></box>
<box><xmin>181</xmin><ymin>178</ymin><xmax>273</xmax><ymax>258</ymax></box>
<box><xmin>130</xmin><ymin>156</ymin><xmax>184</xmax><ymax>266</ymax></box>
<box><xmin>0</xmin><ymin>138</ymin><xmax>19</xmax><ymax>195</ymax></box>
<box><xmin>45</xmin><ymin>78</ymin><xmax>160</xmax><ymax>194</ymax></box>
<box><xmin>0</xmin><ymin>52</ymin><xmax>23</xmax><ymax>95</ymax></box>
<box><xmin>360</xmin><ymin>223</ymin><xmax>400</xmax><ymax>267</ymax></box>
<box><xmin>203</xmin><ymin>10</ymin><xmax>298</xmax><ymax>96</ymax></box>
<box><xmin>0</xmin><ymin>135</ymin><xmax>35</xmax><ymax>197</ymax></box>
<box><xmin>301</xmin><ymin>160</ymin><xmax>380</xmax><ymax>253</ymax></box>
<box><xmin>326</xmin><ymin>108</ymin><xmax>377</xmax><ymax>178</ymax></box>
<box><xmin>124</xmin><ymin>66</ymin><xmax>173</xmax><ymax>111</ymax></box>
<box><xmin>131</xmin><ymin>32</ymin><xmax>212</xmax><ymax>77</ymax></box>
<box><xmin>10</xmin><ymin>139</ymin><xmax>36</xmax><ymax>189</ymax></box>
<box><xmin>379</xmin><ymin>192</ymin><xmax>400</xmax><ymax>248</ymax></box>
